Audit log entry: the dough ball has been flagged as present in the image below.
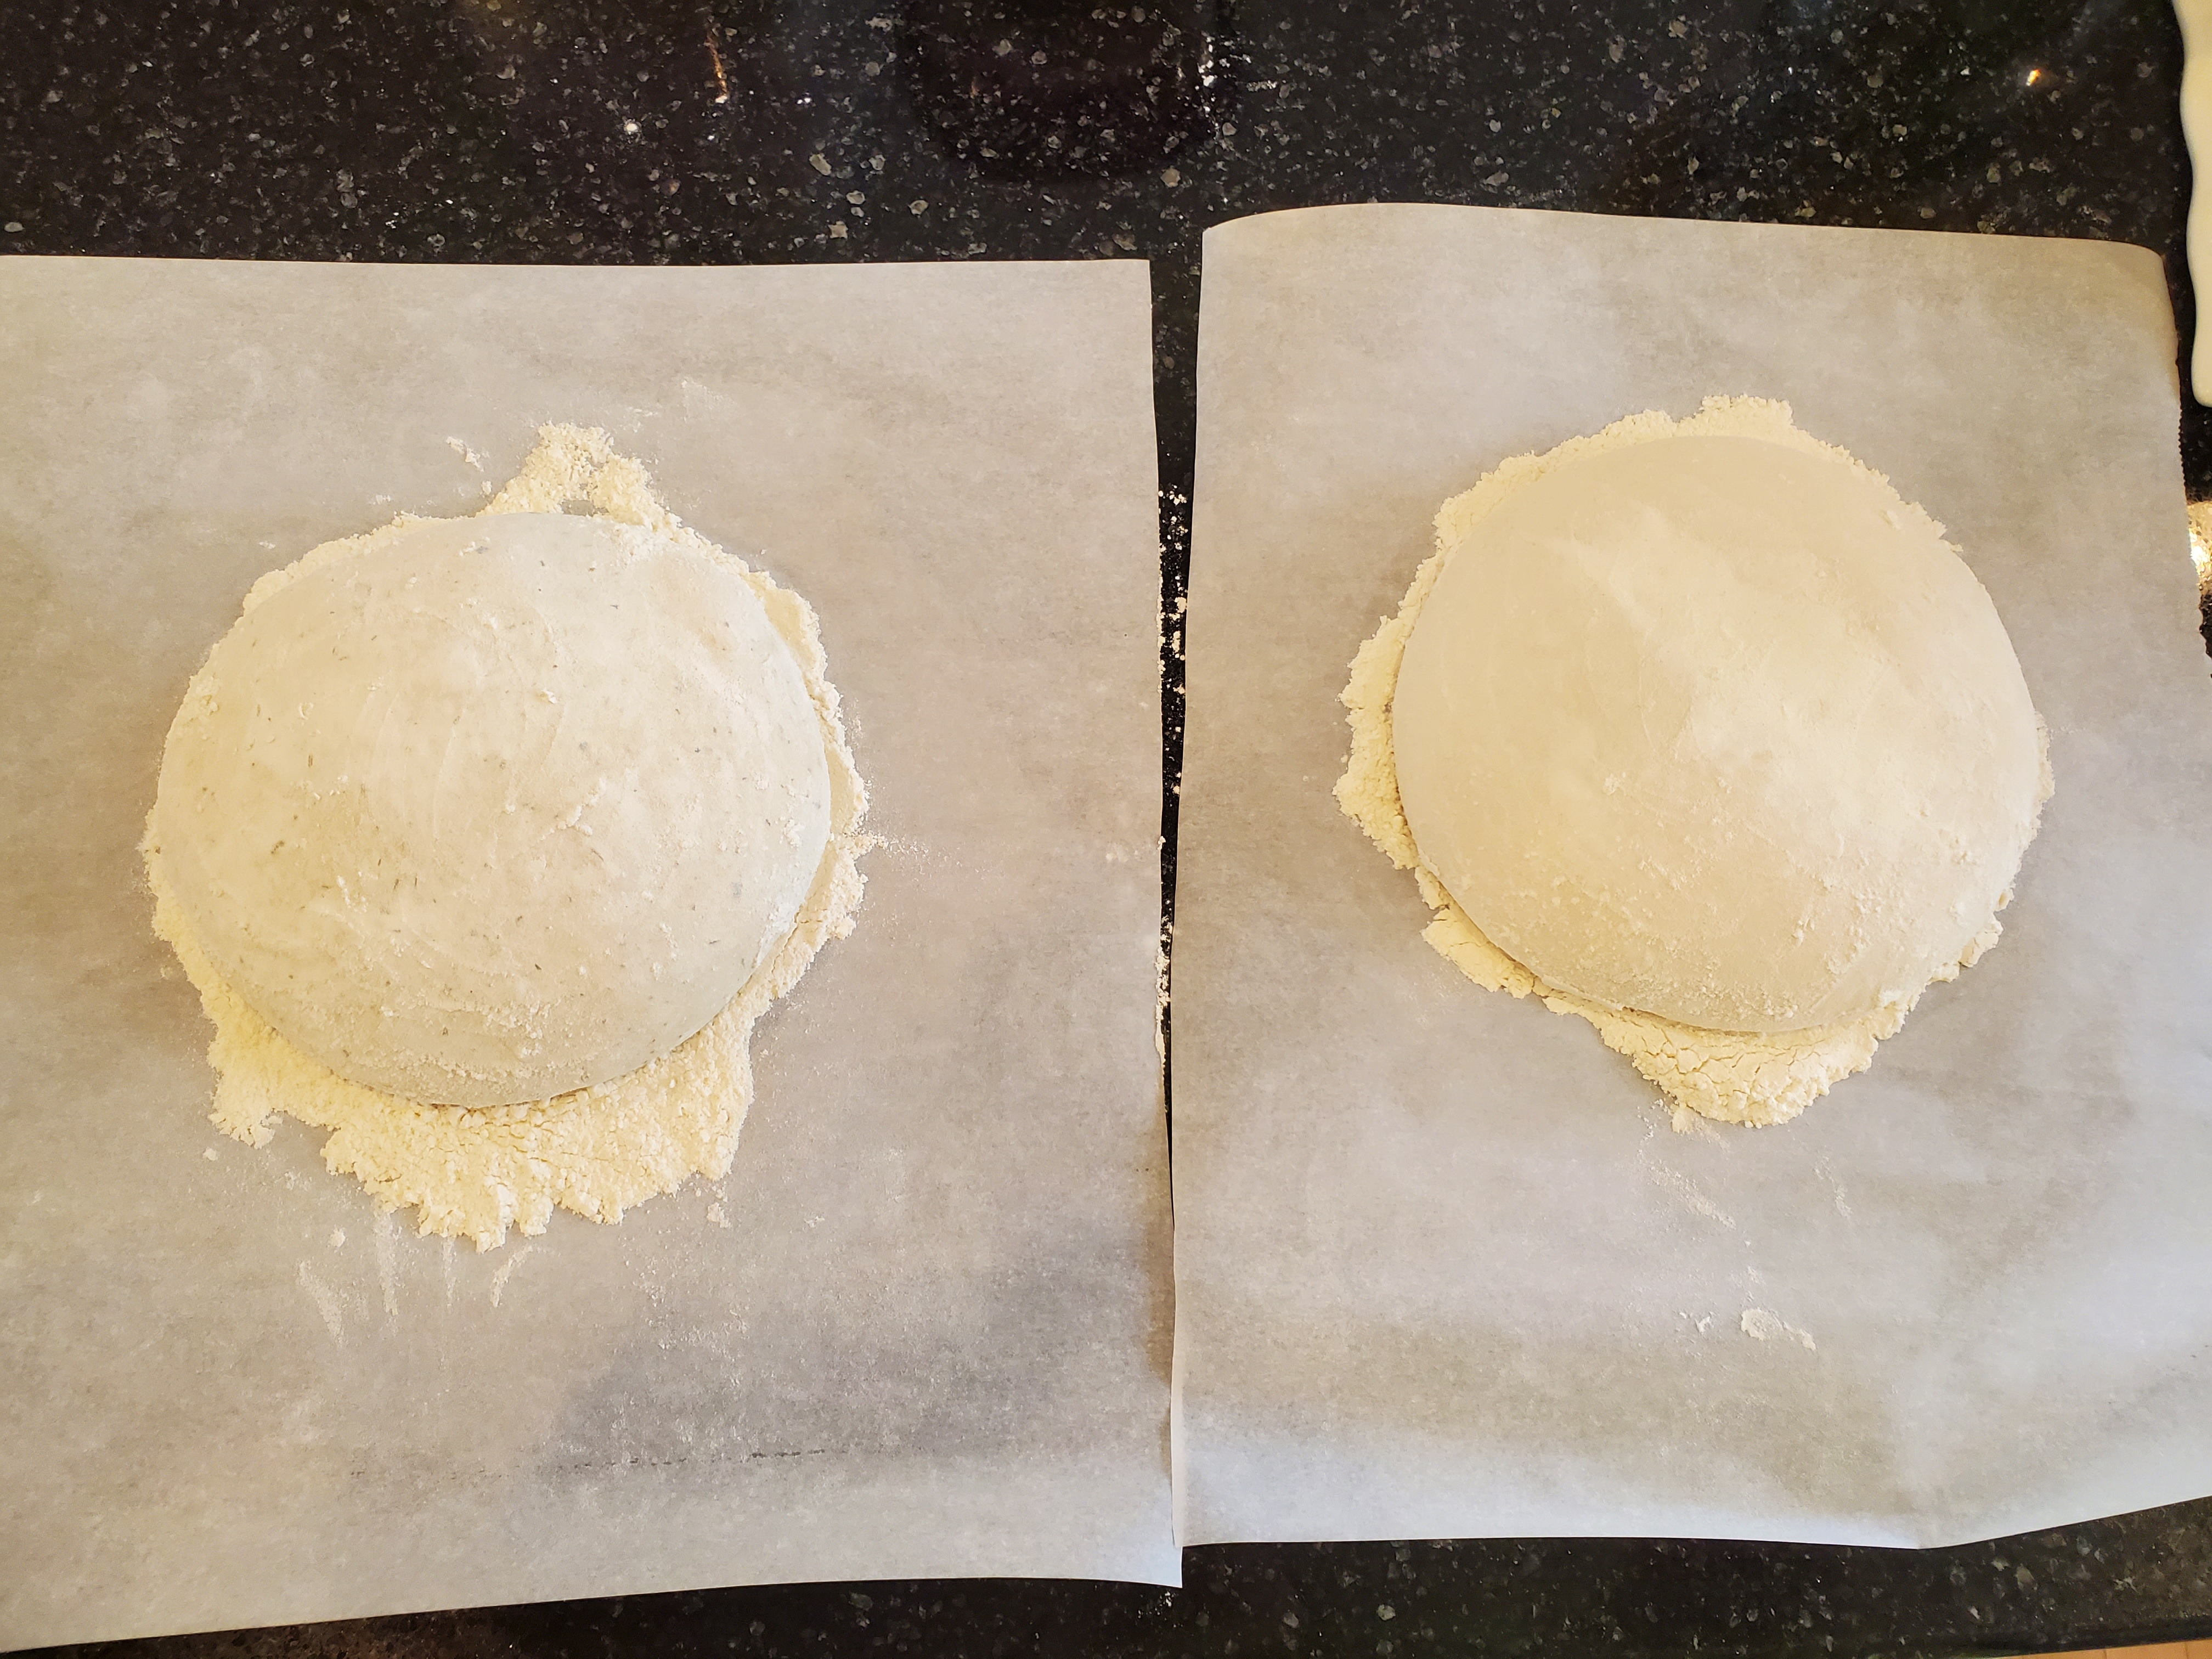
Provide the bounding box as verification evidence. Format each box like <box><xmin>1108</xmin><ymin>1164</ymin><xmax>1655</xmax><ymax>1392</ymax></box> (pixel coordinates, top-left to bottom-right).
<box><xmin>153</xmin><ymin>512</ymin><xmax>833</xmax><ymax>1107</ymax></box>
<box><xmin>1391</xmin><ymin>433</ymin><xmax>2045</xmax><ymax>1034</ymax></box>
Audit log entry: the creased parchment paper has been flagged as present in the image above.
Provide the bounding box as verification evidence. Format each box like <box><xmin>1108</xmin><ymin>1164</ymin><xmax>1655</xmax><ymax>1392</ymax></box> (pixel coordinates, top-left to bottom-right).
<box><xmin>1171</xmin><ymin>204</ymin><xmax>2212</xmax><ymax>1550</ymax></box>
<box><xmin>0</xmin><ymin>256</ymin><xmax>1171</xmax><ymax>1649</ymax></box>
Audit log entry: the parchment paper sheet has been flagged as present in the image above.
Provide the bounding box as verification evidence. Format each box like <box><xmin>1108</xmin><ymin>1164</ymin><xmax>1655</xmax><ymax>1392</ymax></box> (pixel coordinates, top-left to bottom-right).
<box><xmin>0</xmin><ymin>256</ymin><xmax>1172</xmax><ymax>1648</ymax></box>
<box><xmin>1171</xmin><ymin>204</ymin><xmax>2212</xmax><ymax>1550</ymax></box>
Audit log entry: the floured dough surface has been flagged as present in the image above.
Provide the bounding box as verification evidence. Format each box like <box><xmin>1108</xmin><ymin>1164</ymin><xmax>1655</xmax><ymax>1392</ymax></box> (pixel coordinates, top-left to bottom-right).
<box><xmin>1339</xmin><ymin>397</ymin><xmax>2051</xmax><ymax>1125</ymax></box>
<box><xmin>144</xmin><ymin>426</ymin><xmax>873</xmax><ymax>1244</ymax></box>
<box><xmin>154</xmin><ymin>511</ymin><xmax>831</xmax><ymax>1107</ymax></box>
<box><xmin>1393</xmin><ymin>430</ymin><xmax>2045</xmax><ymax>1034</ymax></box>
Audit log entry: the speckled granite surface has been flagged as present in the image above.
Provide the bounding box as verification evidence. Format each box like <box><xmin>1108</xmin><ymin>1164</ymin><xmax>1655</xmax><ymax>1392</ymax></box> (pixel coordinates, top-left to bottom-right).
<box><xmin>7</xmin><ymin>1</ymin><xmax>2212</xmax><ymax>1655</ymax></box>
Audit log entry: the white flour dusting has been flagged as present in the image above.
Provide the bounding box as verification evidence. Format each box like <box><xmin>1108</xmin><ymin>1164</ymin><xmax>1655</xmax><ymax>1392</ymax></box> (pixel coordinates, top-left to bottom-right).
<box><xmin>1740</xmin><ymin>1308</ymin><xmax>1817</xmax><ymax>1350</ymax></box>
<box><xmin>1634</xmin><ymin>1153</ymin><xmax>1736</xmax><ymax>1231</ymax></box>
<box><xmin>297</xmin><ymin>1261</ymin><xmax>346</xmax><ymax>1342</ymax></box>
<box><xmin>1338</xmin><ymin>397</ymin><xmax>2049</xmax><ymax>1127</ymax></box>
<box><xmin>145</xmin><ymin>425</ymin><xmax>873</xmax><ymax>1249</ymax></box>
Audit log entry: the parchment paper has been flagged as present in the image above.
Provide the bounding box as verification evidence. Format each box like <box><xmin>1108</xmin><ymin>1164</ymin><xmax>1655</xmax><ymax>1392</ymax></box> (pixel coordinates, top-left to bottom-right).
<box><xmin>0</xmin><ymin>256</ymin><xmax>1172</xmax><ymax>1648</ymax></box>
<box><xmin>1171</xmin><ymin>204</ymin><xmax>2212</xmax><ymax>1550</ymax></box>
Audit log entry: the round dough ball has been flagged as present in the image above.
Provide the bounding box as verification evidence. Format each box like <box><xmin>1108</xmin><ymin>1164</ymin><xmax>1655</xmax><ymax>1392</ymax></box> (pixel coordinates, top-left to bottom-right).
<box><xmin>153</xmin><ymin>512</ymin><xmax>833</xmax><ymax>1106</ymax></box>
<box><xmin>1391</xmin><ymin>433</ymin><xmax>2045</xmax><ymax>1034</ymax></box>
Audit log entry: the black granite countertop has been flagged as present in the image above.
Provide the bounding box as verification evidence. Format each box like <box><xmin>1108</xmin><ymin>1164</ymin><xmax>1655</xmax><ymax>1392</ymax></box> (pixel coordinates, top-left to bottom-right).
<box><xmin>9</xmin><ymin>1</ymin><xmax>2212</xmax><ymax>1654</ymax></box>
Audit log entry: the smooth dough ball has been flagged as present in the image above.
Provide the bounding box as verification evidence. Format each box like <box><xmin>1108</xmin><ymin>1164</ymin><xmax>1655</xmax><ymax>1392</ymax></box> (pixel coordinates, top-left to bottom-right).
<box><xmin>154</xmin><ymin>512</ymin><xmax>833</xmax><ymax>1107</ymax></box>
<box><xmin>1391</xmin><ymin>433</ymin><xmax>2045</xmax><ymax>1034</ymax></box>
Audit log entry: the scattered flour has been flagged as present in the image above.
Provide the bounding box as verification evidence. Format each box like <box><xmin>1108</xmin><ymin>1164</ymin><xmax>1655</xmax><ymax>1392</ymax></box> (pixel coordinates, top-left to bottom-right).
<box><xmin>1635</xmin><ymin>1153</ymin><xmax>1736</xmax><ymax>1231</ymax></box>
<box><xmin>374</xmin><ymin>1210</ymin><xmax>400</xmax><ymax>1318</ymax></box>
<box><xmin>1740</xmin><ymin>1308</ymin><xmax>1817</xmax><ymax>1350</ymax></box>
<box><xmin>1816</xmin><ymin>1159</ymin><xmax>1854</xmax><ymax>1221</ymax></box>
<box><xmin>146</xmin><ymin>425</ymin><xmax>873</xmax><ymax>1250</ymax></box>
<box><xmin>297</xmin><ymin>1261</ymin><xmax>346</xmax><ymax>1342</ymax></box>
<box><xmin>488</xmin><ymin>1243</ymin><xmax>534</xmax><ymax>1308</ymax></box>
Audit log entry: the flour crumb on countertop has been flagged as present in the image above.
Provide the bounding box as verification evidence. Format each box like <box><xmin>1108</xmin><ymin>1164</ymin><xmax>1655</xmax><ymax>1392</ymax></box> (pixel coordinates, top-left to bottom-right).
<box><xmin>1740</xmin><ymin>1307</ymin><xmax>1816</xmax><ymax>1350</ymax></box>
<box><xmin>1668</xmin><ymin>1103</ymin><xmax>1726</xmax><ymax>1142</ymax></box>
